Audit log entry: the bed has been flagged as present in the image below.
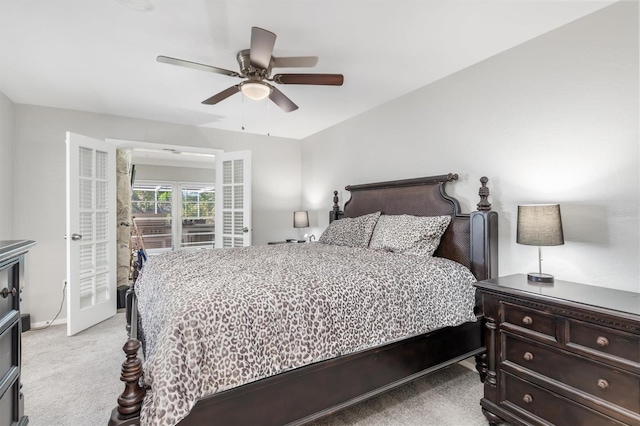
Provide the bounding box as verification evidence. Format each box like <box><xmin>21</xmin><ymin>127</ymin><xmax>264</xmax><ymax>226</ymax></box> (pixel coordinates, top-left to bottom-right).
<box><xmin>109</xmin><ymin>173</ymin><xmax>498</xmax><ymax>426</ymax></box>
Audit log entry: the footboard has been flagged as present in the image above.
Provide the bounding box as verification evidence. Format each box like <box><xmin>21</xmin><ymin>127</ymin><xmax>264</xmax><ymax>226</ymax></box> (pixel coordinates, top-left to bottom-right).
<box><xmin>175</xmin><ymin>321</ymin><xmax>484</xmax><ymax>426</ymax></box>
<box><xmin>109</xmin><ymin>325</ymin><xmax>485</xmax><ymax>426</ymax></box>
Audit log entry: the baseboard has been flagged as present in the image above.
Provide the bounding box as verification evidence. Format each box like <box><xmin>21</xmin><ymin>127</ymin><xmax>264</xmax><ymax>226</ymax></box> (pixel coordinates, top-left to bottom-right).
<box><xmin>31</xmin><ymin>318</ymin><xmax>67</xmax><ymax>329</ymax></box>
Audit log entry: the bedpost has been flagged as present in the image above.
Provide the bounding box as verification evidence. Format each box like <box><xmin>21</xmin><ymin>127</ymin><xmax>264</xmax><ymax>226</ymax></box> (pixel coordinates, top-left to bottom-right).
<box><xmin>109</xmin><ymin>339</ymin><xmax>145</xmax><ymax>426</ymax></box>
<box><xmin>476</xmin><ymin>176</ymin><xmax>492</xmax><ymax>212</ymax></box>
<box><xmin>470</xmin><ymin>177</ymin><xmax>498</xmax><ymax>384</ymax></box>
<box><xmin>329</xmin><ymin>190</ymin><xmax>343</xmax><ymax>223</ymax></box>
<box><xmin>470</xmin><ymin>177</ymin><xmax>498</xmax><ymax>281</ymax></box>
<box><xmin>112</xmin><ymin>251</ymin><xmax>145</xmax><ymax>426</ymax></box>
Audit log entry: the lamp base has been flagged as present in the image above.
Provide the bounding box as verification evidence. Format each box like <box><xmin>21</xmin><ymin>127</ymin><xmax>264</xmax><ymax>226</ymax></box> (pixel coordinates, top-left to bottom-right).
<box><xmin>527</xmin><ymin>272</ymin><xmax>554</xmax><ymax>283</ymax></box>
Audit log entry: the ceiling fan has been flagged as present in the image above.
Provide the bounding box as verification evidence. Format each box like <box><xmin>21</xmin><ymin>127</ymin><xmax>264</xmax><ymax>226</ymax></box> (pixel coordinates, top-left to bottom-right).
<box><xmin>157</xmin><ymin>27</ymin><xmax>344</xmax><ymax>113</ymax></box>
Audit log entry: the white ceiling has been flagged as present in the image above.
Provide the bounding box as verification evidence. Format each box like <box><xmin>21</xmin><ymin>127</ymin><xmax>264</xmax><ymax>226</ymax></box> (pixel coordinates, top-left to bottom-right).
<box><xmin>0</xmin><ymin>0</ymin><xmax>614</xmax><ymax>140</ymax></box>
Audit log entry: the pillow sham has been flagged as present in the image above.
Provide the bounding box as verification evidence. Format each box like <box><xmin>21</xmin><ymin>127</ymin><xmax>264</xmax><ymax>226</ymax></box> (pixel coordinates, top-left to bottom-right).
<box><xmin>369</xmin><ymin>214</ymin><xmax>451</xmax><ymax>257</ymax></box>
<box><xmin>318</xmin><ymin>211</ymin><xmax>381</xmax><ymax>248</ymax></box>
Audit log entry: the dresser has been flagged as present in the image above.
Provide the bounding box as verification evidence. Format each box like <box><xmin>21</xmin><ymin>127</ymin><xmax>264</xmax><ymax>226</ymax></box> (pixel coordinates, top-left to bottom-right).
<box><xmin>475</xmin><ymin>274</ymin><xmax>640</xmax><ymax>426</ymax></box>
<box><xmin>0</xmin><ymin>240</ymin><xmax>35</xmax><ymax>426</ymax></box>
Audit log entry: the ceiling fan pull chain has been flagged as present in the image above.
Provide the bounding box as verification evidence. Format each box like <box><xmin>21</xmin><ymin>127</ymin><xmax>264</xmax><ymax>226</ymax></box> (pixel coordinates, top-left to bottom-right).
<box><xmin>267</xmin><ymin>99</ymin><xmax>270</xmax><ymax>136</ymax></box>
<box><xmin>241</xmin><ymin>93</ymin><xmax>245</xmax><ymax>131</ymax></box>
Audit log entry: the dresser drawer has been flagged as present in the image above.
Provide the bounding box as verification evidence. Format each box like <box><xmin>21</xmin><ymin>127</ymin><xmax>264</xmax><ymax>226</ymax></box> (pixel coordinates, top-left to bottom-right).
<box><xmin>501</xmin><ymin>302</ymin><xmax>556</xmax><ymax>341</ymax></box>
<box><xmin>504</xmin><ymin>334</ymin><xmax>640</xmax><ymax>415</ymax></box>
<box><xmin>567</xmin><ymin>319</ymin><xmax>640</xmax><ymax>366</ymax></box>
<box><xmin>0</xmin><ymin>375</ymin><xmax>20</xmax><ymax>426</ymax></box>
<box><xmin>0</xmin><ymin>265</ymin><xmax>16</xmax><ymax>320</ymax></box>
<box><xmin>502</xmin><ymin>372</ymin><xmax>628</xmax><ymax>426</ymax></box>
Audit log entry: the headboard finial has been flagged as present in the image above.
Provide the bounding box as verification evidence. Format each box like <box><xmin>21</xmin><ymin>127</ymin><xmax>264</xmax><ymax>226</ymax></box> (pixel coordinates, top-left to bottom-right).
<box><xmin>329</xmin><ymin>190</ymin><xmax>343</xmax><ymax>223</ymax></box>
<box><xmin>477</xmin><ymin>176</ymin><xmax>492</xmax><ymax>211</ymax></box>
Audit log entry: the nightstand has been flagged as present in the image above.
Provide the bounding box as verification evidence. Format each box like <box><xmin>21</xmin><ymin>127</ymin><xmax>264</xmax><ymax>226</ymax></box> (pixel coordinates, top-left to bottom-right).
<box><xmin>475</xmin><ymin>274</ymin><xmax>640</xmax><ymax>426</ymax></box>
<box><xmin>268</xmin><ymin>240</ymin><xmax>306</xmax><ymax>245</ymax></box>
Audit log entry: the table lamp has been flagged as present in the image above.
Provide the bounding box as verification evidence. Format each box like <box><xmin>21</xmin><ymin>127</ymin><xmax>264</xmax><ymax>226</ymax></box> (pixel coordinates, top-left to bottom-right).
<box><xmin>516</xmin><ymin>204</ymin><xmax>564</xmax><ymax>283</ymax></box>
<box><xmin>293</xmin><ymin>211</ymin><xmax>312</xmax><ymax>242</ymax></box>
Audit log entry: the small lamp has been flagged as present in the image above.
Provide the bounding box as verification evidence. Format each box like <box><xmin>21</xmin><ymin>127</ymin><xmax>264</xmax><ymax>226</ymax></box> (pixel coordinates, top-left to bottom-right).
<box><xmin>517</xmin><ymin>204</ymin><xmax>564</xmax><ymax>283</ymax></box>
<box><xmin>294</xmin><ymin>211</ymin><xmax>314</xmax><ymax>242</ymax></box>
<box><xmin>293</xmin><ymin>211</ymin><xmax>309</xmax><ymax>228</ymax></box>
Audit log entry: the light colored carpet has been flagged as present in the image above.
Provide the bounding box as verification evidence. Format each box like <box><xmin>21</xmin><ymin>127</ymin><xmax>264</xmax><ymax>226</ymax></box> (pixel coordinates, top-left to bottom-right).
<box><xmin>22</xmin><ymin>313</ymin><xmax>128</xmax><ymax>426</ymax></box>
<box><xmin>21</xmin><ymin>313</ymin><xmax>491</xmax><ymax>425</ymax></box>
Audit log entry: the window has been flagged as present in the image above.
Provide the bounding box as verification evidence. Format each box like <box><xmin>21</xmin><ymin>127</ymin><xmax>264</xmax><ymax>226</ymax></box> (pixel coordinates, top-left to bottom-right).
<box><xmin>131</xmin><ymin>181</ymin><xmax>215</xmax><ymax>252</ymax></box>
<box><xmin>131</xmin><ymin>183</ymin><xmax>174</xmax><ymax>251</ymax></box>
<box><xmin>180</xmin><ymin>184</ymin><xmax>215</xmax><ymax>249</ymax></box>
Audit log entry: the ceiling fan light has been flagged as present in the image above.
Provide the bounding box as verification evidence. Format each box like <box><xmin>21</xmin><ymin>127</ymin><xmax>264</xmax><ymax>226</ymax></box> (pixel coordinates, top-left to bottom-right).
<box><xmin>241</xmin><ymin>82</ymin><xmax>272</xmax><ymax>101</ymax></box>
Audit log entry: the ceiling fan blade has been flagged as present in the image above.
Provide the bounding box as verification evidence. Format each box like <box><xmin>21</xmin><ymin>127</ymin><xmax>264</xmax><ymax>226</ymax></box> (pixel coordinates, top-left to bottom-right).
<box><xmin>272</xmin><ymin>56</ymin><xmax>319</xmax><ymax>68</ymax></box>
<box><xmin>273</xmin><ymin>74</ymin><xmax>344</xmax><ymax>86</ymax></box>
<box><xmin>269</xmin><ymin>87</ymin><xmax>298</xmax><ymax>113</ymax></box>
<box><xmin>249</xmin><ymin>27</ymin><xmax>276</xmax><ymax>69</ymax></box>
<box><xmin>202</xmin><ymin>85</ymin><xmax>240</xmax><ymax>105</ymax></box>
<box><xmin>157</xmin><ymin>56</ymin><xmax>240</xmax><ymax>77</ymax></box>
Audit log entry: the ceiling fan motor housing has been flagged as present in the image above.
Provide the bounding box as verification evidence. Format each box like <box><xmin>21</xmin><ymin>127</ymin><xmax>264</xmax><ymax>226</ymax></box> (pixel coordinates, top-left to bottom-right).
<box><xmin>236</xmin><ymin>49</ymin><xmax>272</xmax><ymax>78</ymax></box>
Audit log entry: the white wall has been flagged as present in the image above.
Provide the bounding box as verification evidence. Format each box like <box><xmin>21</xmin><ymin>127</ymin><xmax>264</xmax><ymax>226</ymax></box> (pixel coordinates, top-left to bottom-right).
<box><xmin>12</xmin><ymin>105</ymin><xmax>302</xmax><ymax>324</ymax></box>
<box><xmin>0</xmin><ymin>92</ymin><xmax>15</xmax><ymax>240</ymax></box>
<box><xmin>5</xmin><ymin>1</ymin><xmax>639</xmax><ymax>326</ymax></box>
<box><xmin>302</xmin><ymin>1</ymin><xmax>639</xmax><ymax>292</ymax></box>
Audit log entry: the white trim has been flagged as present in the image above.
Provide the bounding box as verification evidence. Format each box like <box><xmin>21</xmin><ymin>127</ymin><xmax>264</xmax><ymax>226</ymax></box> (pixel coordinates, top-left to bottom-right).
<box><xmin>107</xmin><ymin>138</ymin><xmax>223</xmax><ymax>157</ymax></box>
<box><xmin>107</xmin><ymin>139</ymin><xmax>221</xmax><ymax>169</ymax></box>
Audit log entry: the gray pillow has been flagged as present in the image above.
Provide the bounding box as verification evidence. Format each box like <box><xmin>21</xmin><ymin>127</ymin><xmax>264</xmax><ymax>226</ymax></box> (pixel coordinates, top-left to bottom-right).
<box><xmin>369</xmin><ymin>214</ymin><xmax>451</xmax><ymax>256</ymax></box>
<box><xmin>318</xmin><ymin>212</ymin><xmax>381</xmax><ymax>248</ymax></box>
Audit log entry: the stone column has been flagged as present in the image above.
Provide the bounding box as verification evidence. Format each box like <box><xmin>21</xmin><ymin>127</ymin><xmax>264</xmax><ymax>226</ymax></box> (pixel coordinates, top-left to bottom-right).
<box><xmin>116</xmin><ymin>149</ymin><xmax>132</xmax><ymax>287</ymax></box>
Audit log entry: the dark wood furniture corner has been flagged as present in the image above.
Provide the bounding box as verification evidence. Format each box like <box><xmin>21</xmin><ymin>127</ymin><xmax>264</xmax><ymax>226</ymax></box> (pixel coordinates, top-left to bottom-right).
<box><xmin>267</xmin><ymin>240</ymin><xmax>305</xmax><ymax>245</ymax></box>
<box><xmin>475</xmin><ymin>274</ymin><xmax>640</xmax><ymax>426</ymax></box>
<box><xmin>0</xmin><ymin>240</ymin><xmax>36</xmax><ymax>426</ymax></box>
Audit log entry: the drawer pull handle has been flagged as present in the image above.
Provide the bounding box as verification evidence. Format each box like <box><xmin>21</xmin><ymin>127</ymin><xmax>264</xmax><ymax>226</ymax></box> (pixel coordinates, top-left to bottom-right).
<box><xmin>596</xmin><ymin>336</ymin><xmax>609</xmax><ymax>348</ymax></box>
<box><xmin>597</xmin><ymin>379</ymin><xmax>609</xmax><ymax>390</ymax></box>
<box><xmin>522</xmin><ymin>316</ymin><xmax>533</xmax><ymax>325</ymax></box>
<box><xmin>1</xmin><ymin>287</ymin><xmax>17</xmax><ymax>298</ymax></box>
<box><xmin>523</xmin><ymin>352</ymin><xmax>534</xmax><ymax>362</ymax></box>
<box><xmin>523</xmin><ymin>394</ymin><xmax>533</xmax><ymax>404</ymax></box>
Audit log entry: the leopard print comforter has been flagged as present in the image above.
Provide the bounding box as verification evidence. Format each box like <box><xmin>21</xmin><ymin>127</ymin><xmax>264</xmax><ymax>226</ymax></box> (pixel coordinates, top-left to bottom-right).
<box><xmin>135</xmin><ymin>243</ymin><xmax>478</xmax><ymax>426</ymax></box>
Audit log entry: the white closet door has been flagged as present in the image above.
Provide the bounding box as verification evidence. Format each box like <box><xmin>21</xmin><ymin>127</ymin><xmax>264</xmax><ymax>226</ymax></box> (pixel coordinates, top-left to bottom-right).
<box><xmin>66</xmin><ymin>132</ymin><xmax>117</xmax><ymax>336</ymax></box>
<box><xmin>215</xmin><ymin>150</ymin><xmax>252</xmax><ymax>248</ymax></box>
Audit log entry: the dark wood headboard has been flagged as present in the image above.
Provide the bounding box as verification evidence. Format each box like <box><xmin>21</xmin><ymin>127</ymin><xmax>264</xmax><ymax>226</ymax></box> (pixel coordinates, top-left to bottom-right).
<box><xmin>331</xmin><ymin>173</ymin><xmax>498</xmax><ymax>281</ymax></box>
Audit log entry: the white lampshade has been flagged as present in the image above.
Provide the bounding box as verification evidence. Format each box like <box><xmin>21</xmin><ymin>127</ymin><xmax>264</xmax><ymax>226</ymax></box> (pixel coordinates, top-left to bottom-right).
<box><xmin>240</xmin><ymin>81</ymin><xmax>272</xmax><ymax>100</ymax></box>
<box><xmin>293</xmin><ymin>211</ymin><xmax>309</xmax><ymax>228</ymax></box>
